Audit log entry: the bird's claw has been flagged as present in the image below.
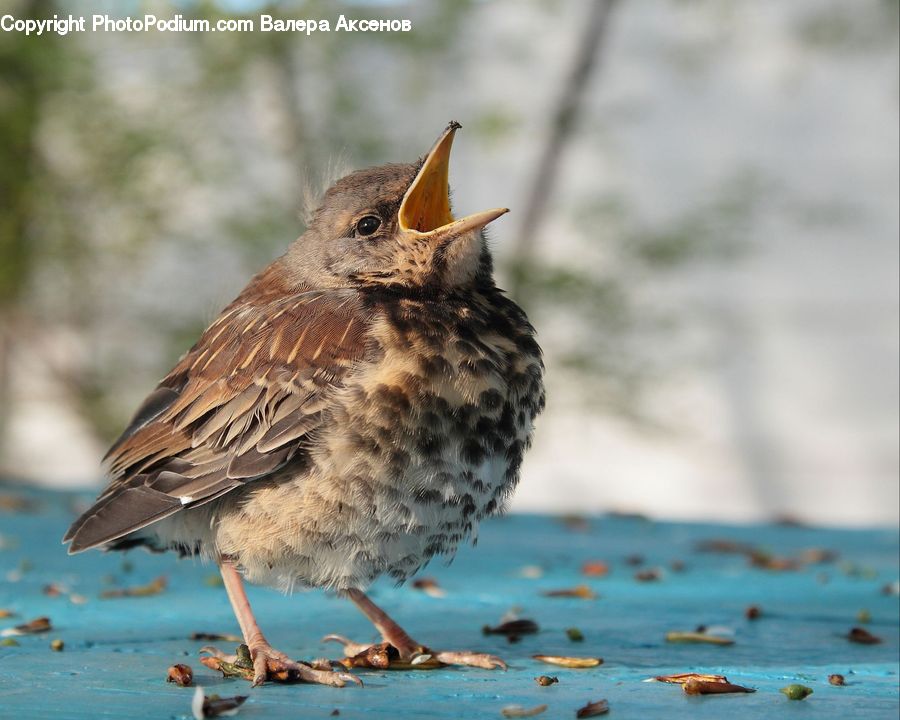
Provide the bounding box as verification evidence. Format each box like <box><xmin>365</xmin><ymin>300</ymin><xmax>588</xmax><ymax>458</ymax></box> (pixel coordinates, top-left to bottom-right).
<box><xmin>432</xmin><ymin>650</ymin><xmax>508</xmax><ymax>670</ymax></box>
<box><xmin>200</xmin><ymin>642</ymin><xmax>362</xmax><ymax>687</ymax></box>
<box><xmin>325</xmin><ymin>636</ymin><xmax>505</xmax><ymax>671</ymax></box>
<box><xmin>322</xmin><ymin>633</ymin><xmax>374</xmax><ymax>656</ymax></box>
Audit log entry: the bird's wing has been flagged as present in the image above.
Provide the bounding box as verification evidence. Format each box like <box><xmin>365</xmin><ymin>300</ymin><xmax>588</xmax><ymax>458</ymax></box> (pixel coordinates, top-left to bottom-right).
<box><xmin>65</xmin><ymin>288</ymin><xmax>369</xmax><ymax>553</ymax></box>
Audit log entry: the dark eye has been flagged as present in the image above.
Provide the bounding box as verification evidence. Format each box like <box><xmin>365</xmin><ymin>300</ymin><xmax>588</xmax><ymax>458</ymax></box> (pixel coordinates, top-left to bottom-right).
<box><xmin>355</xmin><ymin>215</ymin><xmax>381</xmax><ymax>236</ymax></box>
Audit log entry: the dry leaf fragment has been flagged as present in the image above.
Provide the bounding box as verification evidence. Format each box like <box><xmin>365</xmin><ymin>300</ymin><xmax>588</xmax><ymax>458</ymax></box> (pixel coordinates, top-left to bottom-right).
<box><xmin>483</xmin><ymin>619</ymin><xmax>540</xmax><ymax>638</ymax></box>
<box><xmin>682</xmin><ymin>679</ymin><xmax>755</xmax><ymax>695</ymax></box>
<box><xmin>336</xmin><ymin>641</ymin><xmax>441</xmax><ymax>670</ymax></box>
<box><xmin>665</xmin><ymin>631</ymin><xmax>734</xmax><ymax>645</ymax></box>
<box><xmin>533</xmin><ymin>655</ymin><xmax>603</xmax><ymax>668</ymax></box>
<box><xmin>0</xmin><ymin>609</ymin><xmax>15</xmax><ymax>619</ymax></box>
<box><xmin>190</xmin><ymin>632</ymin><xmax>242</xmax><ymax>642</ymax></box>
<box><xmin>542</xmin><ymin>585</ymin><xmax>597</xmax><ymax>600</ymax></box>
<box><xmin>518</xmin><ymin>565</ymin><xmax>544</xmax><ymax>579</ymax></box>
<box><xmin>0</xmin><ymin>495</ymin><xmax>38</xmax><ymax>513</ymax></box>
<box><xmin>501</xmin><ymin>704</ymin><xmax>547</xmax><ymax>718</ymax></box>
<box><xmin>846</xmin><ymin>627</ymin><xmax>882</xmax><ymax>644</ymax></box>
<box><xmin>2</xmin><ymin>616</ymin><xmax>52</xmax><ymax>636</ymax></box>
<box><xmin>828</xmin><ymin>674</ymin><xmax>845</xmax><ymax>686</ymax></box>
<box><xmin>411</xmin><ymin>577</ymin><xmax>446</xmax><ymax>598</ymax></box>
<box><xmin>798</xmin><ymin>548</ymin><xmax>838</xmax><ymax>564</ymax></box>
<box><xmin>339</xmin><ymin>642</ymin><xmax>399</xmax><ymax>670</ymax></box>
<box><xmin>581</xmin><ymin>561</ymin><xmax>609</xmax><ymax>577</ymax></box>
<box><xmin>200</xmin><ymin>656</ymin><xmax>253</xmax><ymax>682</ymax></box>
<box><xmin>168</xmin><ymin>664</ymin><xmax>194</xmax><ymax>686</ymax></box>
<box><xmin>0</xmin><ymin>638</ymin><xmax>19</xmax><ymax>647</ymax></box>
<box><xmin>535</xmin><ymin>675</ymin><xmax>558</xmax><ymax>686</ymax></box>
<box><xmin>780</xmin><ymin>684</ymin><xmax>813</xmax><ymax>700</ymax></box>
<box><xmin>100</xmin><ymin>575</ymin><xmax>167</xmax><ymax>598</ymax></box>
<box><xmin>192</xmin><ymin>686</ymin><xmax>248</xmax><ymax>719</ymax></box>
<box><xmin>634</xmin><ymin>568</ymin><xmax>662</xmax><ymax>582</ymax></box>
<box><xmin>652</xmin><ymin>673</ymin><xmax>729</xmax><ymax>685</ymax></box>
<box><xmin>576</xmin><ymin>699</ymin><xmax>609</xmax><ymax>717</ymax></box>
<box><xmin>560</xmin><ymin>514</ymin><xmax>589</xmax><ymax>532</ymax></box>
<box><xmin>748</xmin><ymin>551</ymin><xmax>799</xmax><ymax>571</ymax></box>
<box><xmin>695</xmin><ymin>539</ymin><xmax>754</xmax><ymax>554</ymax></box>
<box><xmin>43</xmin><ymin>584</ymin><xmax>65</xmax><ymax>597</ymax></box>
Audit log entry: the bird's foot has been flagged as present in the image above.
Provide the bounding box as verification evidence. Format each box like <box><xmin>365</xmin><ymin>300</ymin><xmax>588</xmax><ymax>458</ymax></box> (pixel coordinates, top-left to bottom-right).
<box><xmin>323</xmin><ymin>635</ymin><xmax>506</xmax><ymax>671</ymax></box>
<box><xmin>430</xmin><ymin>649</ymin><xmax>508</xmax><ymax>670</ymax></box>
<box><xmin>200</xmin><ymin>643</ymin><xmax>362</xmax><ymax>687</ymax></box>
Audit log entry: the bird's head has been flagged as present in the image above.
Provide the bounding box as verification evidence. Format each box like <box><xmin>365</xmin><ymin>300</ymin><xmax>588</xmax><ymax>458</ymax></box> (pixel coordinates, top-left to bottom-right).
<box><xmin>284</xmin><ymin>122</ymin><xmax>508</xmax><ymax>294</ymax></box>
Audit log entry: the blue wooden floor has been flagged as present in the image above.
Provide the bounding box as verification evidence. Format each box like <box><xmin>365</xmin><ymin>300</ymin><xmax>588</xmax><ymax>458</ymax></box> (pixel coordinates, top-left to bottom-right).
<box><xmin>1</xmin><ymin>485</ymin><xmax>898</xmax><ymax>719</ymax></box>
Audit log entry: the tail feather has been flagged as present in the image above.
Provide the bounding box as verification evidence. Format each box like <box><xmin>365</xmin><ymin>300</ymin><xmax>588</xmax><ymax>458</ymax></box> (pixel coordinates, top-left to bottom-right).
<box><xmin>65</xmin><ymin>486</ymin><xmax>183</xmax><ymax>554</ymax></box>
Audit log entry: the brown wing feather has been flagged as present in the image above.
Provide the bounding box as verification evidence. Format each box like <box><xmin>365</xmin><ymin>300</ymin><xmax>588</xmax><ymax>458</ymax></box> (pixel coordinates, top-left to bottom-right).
<box><xmin>65</xmin><ymin>284</ymin><xmax>369</xmax><ymax>553</ymax></box>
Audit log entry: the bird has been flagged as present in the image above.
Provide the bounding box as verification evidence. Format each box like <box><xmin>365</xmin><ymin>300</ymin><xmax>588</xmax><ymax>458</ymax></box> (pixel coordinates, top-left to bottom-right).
<box><xmin>64</xmin><ymin>121</ymin><xmax>545</xmax><ymax>687</ymax></box>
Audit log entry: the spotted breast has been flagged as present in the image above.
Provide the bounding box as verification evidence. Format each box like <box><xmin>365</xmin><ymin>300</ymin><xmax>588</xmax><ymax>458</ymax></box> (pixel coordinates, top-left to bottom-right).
<box><xmin>207</xmin><ymin>286</ymin><xmax>544</xmax><ymax>591</ymax></box>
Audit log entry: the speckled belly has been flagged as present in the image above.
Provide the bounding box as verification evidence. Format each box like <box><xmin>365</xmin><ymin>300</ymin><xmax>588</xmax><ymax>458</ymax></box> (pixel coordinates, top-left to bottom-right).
<box><xmin>210</xmin><ymin>305</ymin><xmax>544</xmax><ymax>591</ymax></box>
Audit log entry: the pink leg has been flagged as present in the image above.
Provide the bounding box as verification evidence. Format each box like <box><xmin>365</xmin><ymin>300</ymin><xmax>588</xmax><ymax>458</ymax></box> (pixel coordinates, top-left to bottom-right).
<box><xmin>218</xmin><ymin>562</ymin><xmax>360</xmax><ymax>687</ymax></box>
<box><xmin>324</xmin><ymin>587</ymin><xmax>506</xmax><ymax>670</ymax></box>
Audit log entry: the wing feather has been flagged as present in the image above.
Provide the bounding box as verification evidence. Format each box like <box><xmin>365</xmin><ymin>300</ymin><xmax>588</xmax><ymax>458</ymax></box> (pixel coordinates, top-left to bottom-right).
<box><xmin>65</xmin><ymin>285</ymin><xmax>369</xmax><ymax>553</ymax></box>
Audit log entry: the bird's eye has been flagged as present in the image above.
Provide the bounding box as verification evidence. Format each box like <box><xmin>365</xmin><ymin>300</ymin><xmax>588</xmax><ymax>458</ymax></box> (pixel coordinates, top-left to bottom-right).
<box><xmin>355</xmin><ymin>215</ymin><xmax>381</xmax><ymax>236</ymax></box>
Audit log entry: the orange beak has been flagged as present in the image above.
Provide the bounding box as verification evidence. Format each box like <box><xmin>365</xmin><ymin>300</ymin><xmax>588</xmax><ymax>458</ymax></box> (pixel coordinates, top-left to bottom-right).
<box><xmin>398</xmin><ymin>122</ymin><xmax>508</xmax><ymax>242</ymax></box>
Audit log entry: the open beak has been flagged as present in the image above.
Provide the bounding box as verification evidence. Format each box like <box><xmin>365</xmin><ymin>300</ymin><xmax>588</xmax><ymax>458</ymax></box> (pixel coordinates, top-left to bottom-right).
<box><xmin>398</xmin><ymin>122</ymin><xmax>508</xmax><ymax>243</ymax></box>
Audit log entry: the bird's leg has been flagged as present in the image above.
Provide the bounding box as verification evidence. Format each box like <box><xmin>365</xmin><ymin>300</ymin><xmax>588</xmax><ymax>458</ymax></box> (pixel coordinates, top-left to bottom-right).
<box><xmin>325</xmin><ymin>588</ymin><xmax>506</xmax><ymax>670</ymax></box>
<box><xmin>218</xmin><ymin>561</ymin><xmax>361</xmax><ymax>687</ymax></box>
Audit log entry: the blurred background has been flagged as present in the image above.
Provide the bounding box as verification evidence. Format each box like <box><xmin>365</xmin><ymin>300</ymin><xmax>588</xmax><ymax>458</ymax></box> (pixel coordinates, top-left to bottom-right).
<box><xmin>0</xmin><ymin>0</ymin><xmax>897</xmax><ymax>526</ymax></box>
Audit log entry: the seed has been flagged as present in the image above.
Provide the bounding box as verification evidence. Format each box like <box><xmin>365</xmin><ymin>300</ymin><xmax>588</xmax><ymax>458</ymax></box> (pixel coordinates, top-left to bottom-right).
<box><xmin>190</xmin><ymin>632</ymin><xmax>242</xmax><ymax>642</ymax></box>
<box><xmin>482</xmin><ymin>619</ymin><xmax>540</xmax><ymax>637</ymax></box>
<box><xmin>566</xmin><ymin>627</ymin><xmax>584</xmax><ymax>642</ymax></box>
<box><xmin>532</xmin><ymin>655</ymin><xmax>602</xmax><ymax>668</ymax></box>
<box><xmin>745</xmin><ymin>605</ymin><xmax>761</xmax><ymax>620</ymax></box>
<box><xmin>780</xmin><ymin>684</ymin><xmax>813</xmax><ymax>700</ymax></box>
<box><xmin>1</xmin><ymin>616</ymin><xmax>52</xmax><ymax>636</ymax></box>
<box><xmin>167</xmin><ymin>663</ymin><xmax>193</xmax><ymax>686</ymax></box>
<box><xmin>665</xmin><ymin>631</ymin><xmax>733</xmax><ymax>645</ymax></box>
<box><xmin>411</xmin><ymin>577</ymin><xmax>446</xmax><ymax>598</ymax></box>
<box><xmin>50</xmin><ymin>638</ymin><xmax>64</xmax><ymax>651</ymax></box>
<box><xmin>192</xmin><ymin>686</ymin><xmax>248</xmax><ymax>718</ymax></box>
<box><xmin>535</xmin><ymin>675</ymin><xmax>558</xmax><ymax>686</ymax></box>
<box><xmin>581</xmin><ymin>561</ymin><xmax>609</xmax><ymax>577</ymax></box>
<box><xmin>100</xmin><ymin>575</ymin><xmax>167</xmax><ymax>598</ymax></box>
<box><xmin>682</xmin><ymin>679</ymin><xmax>755</xmax><ymax>695</ymax></box>
<box><xmin>500</xmin><ymin>704</ymin><xmax>547</xmax><ymax>718</ymax></box>
<box><xmin>846</xmin><ymin>627</ymin><xmax>882</xmax><ymax>644</ymax></box>
<box><xmin>634</xmin><ymin>568</ymin><xmax>662</xmax><ymax>582</ymax></box>
<box><xmin>652</xmin><ymin>673</ymin><xmax>729</xmax><ymax>684</ymax></box>
<box><xmin>576</xmin><ymin>699</ymin><xmax>609</xmax><ymax>717</ymax></box>
<box><xmin>828</xmin><ymin>674</ymin><xmax>845</xmax><ymax>686</ymax></box>
<box><xmin>541</xmin><ymin>585</ymin><xmax>597</xmax><ymax>600</ymax></box>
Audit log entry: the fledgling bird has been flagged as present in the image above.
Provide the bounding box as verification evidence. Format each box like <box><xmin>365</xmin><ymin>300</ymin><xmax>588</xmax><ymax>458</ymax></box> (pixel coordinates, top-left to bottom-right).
<box><xmin>64</xmin><ymin>122</ymin><xmax>545</xmax><ymax>687</ymax></box>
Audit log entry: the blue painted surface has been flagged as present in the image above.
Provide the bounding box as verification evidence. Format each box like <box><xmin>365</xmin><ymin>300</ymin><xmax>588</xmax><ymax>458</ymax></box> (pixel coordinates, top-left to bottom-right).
<box><xmin>0</xmin><ymin>485</ymin><xmax>898</xmax><ymax>719</ymax></box>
